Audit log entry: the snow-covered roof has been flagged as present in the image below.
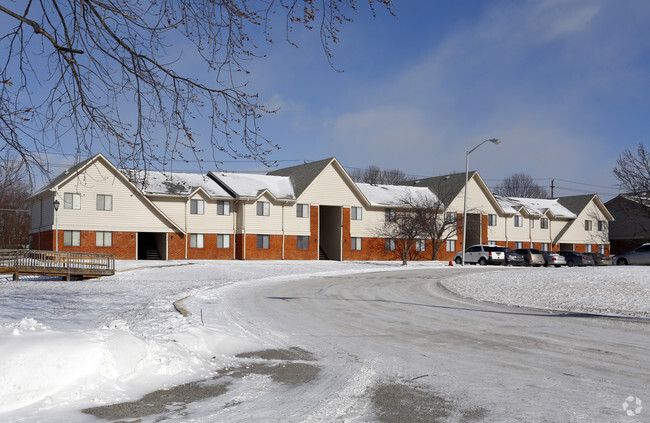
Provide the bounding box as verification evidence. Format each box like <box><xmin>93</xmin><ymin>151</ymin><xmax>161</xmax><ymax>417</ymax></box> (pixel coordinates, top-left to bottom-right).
<box><xmin>209</xmin><ymin>172</ymin><xmax>296</xmax><ymax>200</ymax></box>
<box><xmin>126</xmin><ymin>170</ymin><xmax>231</xmax><ymax>197</ymax></box>
<box><xmin>494</xmin><ymin>195</ymin><xmax>576</xmax><ymax>218</ymax></box>
<box><xmin>356</xmin><ymin>183</ymin><xmax>439</xmax><ymax>207</ymax></box>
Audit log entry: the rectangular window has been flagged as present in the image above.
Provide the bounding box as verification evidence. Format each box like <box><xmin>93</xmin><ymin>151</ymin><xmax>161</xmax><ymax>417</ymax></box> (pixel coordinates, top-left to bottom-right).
<box><xmin>96</xmin><ymin>231</ymin><xmax>112</xmax><ymax>247</ymax></box>
<box><xmin>514</xmin><ymin>215</ymin><xmax>523</xmax><ymax>227</ymax></box>
<box><xmin>584</xmin><ymin>220</ymin><xmax>592</xmax><ymax>231</ymax></box>
<box><xmin>217</xmin><ymin>200</ymin><xmax>231</xmax><ymax>216</ymax></box>
<box><xmin>190</xmin><ymin>199</ymin><xmax>204</xmax><ymax>215</ymax></box>
<box><xmin>416</xmin><ymin>239</ymin><xmax>426</xmax><ymax>252</ymax></box>
<box><xmin>297</xmin><ymin>236</ymin><xmax>309</xmax><ymax>250</ymax></box>
<box><xmin>541</xmin><ymin>242</ymin><xmax>549</xmax><ymax>251</ymax></box>
<box><xmin>488</xmin><ymin>240</ymin><xmax>497</xmax><ymax>246</ymax></box>
<box><xmin>599</xmin><ymin>244</ymin><xmax>606</xmax><ymax>254</ymax></box>
<box><xmin>217</xmin><ymin>234</ymin><xmax>230</xmax><ymax>249</ymax></box>
<box><xmin>64</xmin><ymin>193</ymin><xmax>81</xmax><ymax>210</ymax></box>
<box><xmin>351</xmin><ymin>207</ymin><xmax>362</xmax><ymax>220</ymax></box>
<box><xmin>257</xmin><ymin>201</ymin><xmax>270</xmax><ymax>216</ymax></box>
<box><xmin>257</xmin><ymin>234</ymin><xmax>270</xmax><ymax>249</ymax></box>
<box><xmin>597</xmin><ymin>220</ymin><xmax>606</xmax><ymax>231</ymax></box>
<box><xmin>488</xmin><ymin>214</ymin><xmax>497</xmax><ymax>226</ymax></box>
<box><xmin>446</xmin><ymin>239</ymin><xmax>456</xmax><ymax>252</ymax></box>
<box><xmin>385</xmin><ymin>238</ymin><xmax>396</xmax><ymax>251</ymax></box>
<box><xmin>585</xmin><ymin>244</ymin><xmax>592</xmax><ymax>253</ymax></box>
<box><xmin>96</xmin><ymin>194</ymin><xmax>113</xmax><ymax>211</ymax></box>
<box><xmin>351</xmin><ymin>237</ymin><xmax>362</xmax><ymax>250</ymax></box>
<box><xmin>445</xmin><ymin>212</ymin><xmax>456</xmax><ymax>223</ymax></box>
<box><xmin>385</xmin><ymin>208</ymin><xmax>396</xmax><ymax>222</ymax></box>
<box><xmin>540</xmin><ymin>218</ymin><xmax>549</xmax><ymax>229</ymax></box>
<box><xmin>530</xmin><ymin>219</ymin><xmax>535</xmax><ymax>229</ymax></box>
<box><xmin>515</xmin><ymin>241</ymin><xmax>523</xmax><ymax>249</ymax></box>
<box><xmin>296</xmin><ymin>204</ymin><xmax>309</xmax><ymax>218</ymax></box>
<box><xmin>190</xmin><ymin>233</ymin><xmax>204</xmax><ymax>248</ymax></box>
<box><xmin>63</xmin><ymin>230</ymin><xmax>81</xmax><ymax>247</ymax></box>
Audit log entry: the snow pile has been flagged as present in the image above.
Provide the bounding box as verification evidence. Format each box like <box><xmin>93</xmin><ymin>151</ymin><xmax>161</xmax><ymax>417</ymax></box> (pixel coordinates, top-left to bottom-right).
<box><xmin>440</xmin><ymin>266</ymin><xmax>650</xmax><ymax>317</ymax></box>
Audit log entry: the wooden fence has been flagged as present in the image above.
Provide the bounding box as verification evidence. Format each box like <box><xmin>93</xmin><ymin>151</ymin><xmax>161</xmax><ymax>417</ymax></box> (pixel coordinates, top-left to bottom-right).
<box><xmin>0</xmin><ymin>249</ymin><xmax>115</xmax><ymax>281</ymax></box>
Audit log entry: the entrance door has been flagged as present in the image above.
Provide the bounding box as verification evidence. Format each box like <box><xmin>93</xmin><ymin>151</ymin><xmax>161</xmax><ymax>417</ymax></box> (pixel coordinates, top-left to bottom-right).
<box><xmin>466</xmin><ymin>214</ymin><xmax>482</xmax><ymax>246</ymax></box>
<box><xmin>319</xmin><ymin>206</ymin><xmax>342</xmax><ymax>260</ymax></box>
<box><xmin>137</xmin><ymin>232</ymin><xmax>167</xmax><ymax>260</ymax></box>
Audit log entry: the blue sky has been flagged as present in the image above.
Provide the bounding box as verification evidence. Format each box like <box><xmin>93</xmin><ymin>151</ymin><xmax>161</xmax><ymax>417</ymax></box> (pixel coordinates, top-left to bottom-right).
<box><xmin>207</xmin><ymin>0</ymin><xmax>648</xmax><ymax>200</ymax></box>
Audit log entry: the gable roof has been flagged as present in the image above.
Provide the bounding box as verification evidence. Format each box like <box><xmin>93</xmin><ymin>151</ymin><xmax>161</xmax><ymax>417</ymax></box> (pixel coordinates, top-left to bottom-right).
<box><xmin>557</xmin><ymin>194</ymin><xmax>614</xmax><ymax>221</ymax></box>
<box><xmin>125</xmin><ymin>169</ymin><xmax>231</xmax><ymax>198</ymax></box>
<box><xmin>267</xmin><ymin>158</ymin><xmax>334</xmax><ymax>198</ymax></box>
<box><xmin>494</xmin><ymin>195</ymin><xmax>576</xmax><ymax>218</ymax></box>
<box><xmin>405</xmin><ymin>172</ymin><xmax>477</xmax><ymax>202</ymax></box>
<box><xmin>208</xmin><ymin>172</ymin><xmax>295</xmax><ymax>200</ymax></box>
<box><xmin>356</xmin><ymin>183</ymin><xmax>438</xmax><ymax>207</ymax></box>
<box><xmin>30</xmin><ymin>155</ymin><xmax>98</xmax><ymax>199</ymax></box>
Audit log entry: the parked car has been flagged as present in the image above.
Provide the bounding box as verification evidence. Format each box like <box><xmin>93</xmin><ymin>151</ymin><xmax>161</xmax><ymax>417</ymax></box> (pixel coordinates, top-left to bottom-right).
<box><xmin>514</xmin><ymin>248</ymin><xmax>545</xmax><ymax>267</ymax></box>
<box><xmin>613</xmin><ymin>243</ymin><xmax>650</xmax><ymax>265</ymax></box>
<box><xmin>583</xmin><ymin>252</ymin><xmax>612</xmax><ymax>266</ymax></box>
<box><xmin>540</xmin><ymin>251</ymin><xmax>567</xmax><ymax>267</ymax></box>
<box><xmin>454</xmin><ymin>245</ymin><xmax>506</xmax><ymax>265</ymax></box>
<box><xmin>557</xmin><ymin>251</ymin><xmax>595</xmax><ymax>267</ymax></box>
<box><xmin>493</xmin><ymin>246</ymin><xmax>524</xmax><ymax>266</ymax></box>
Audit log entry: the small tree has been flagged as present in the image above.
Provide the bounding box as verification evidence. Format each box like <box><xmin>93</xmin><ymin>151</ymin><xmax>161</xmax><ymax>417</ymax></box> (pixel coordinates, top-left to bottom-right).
<box><xmin>375</xmin><ymin>207</ymin><xmax>423</xmax><ymax>265</ymax></box>
<box><xmin>494</xmin><ymin>173</ymin><xmax>549</xmax><ymax>198</ymax></box>
<box><xmin>613</xmin><ymin>143</ymin><xmax>650</xmax><ymax>204</ymax></box>
<box><xmin>0</xmin><ymin>157</ymin><xmax>31</xmax><ymax>248</ymax></box>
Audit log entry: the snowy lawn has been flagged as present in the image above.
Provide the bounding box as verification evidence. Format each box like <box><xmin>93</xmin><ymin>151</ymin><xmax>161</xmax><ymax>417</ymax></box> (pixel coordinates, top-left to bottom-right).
<box><xmin>0</xmin><ymin>260</ymin><xmax>648</xmax><ymax>421</ymax></box>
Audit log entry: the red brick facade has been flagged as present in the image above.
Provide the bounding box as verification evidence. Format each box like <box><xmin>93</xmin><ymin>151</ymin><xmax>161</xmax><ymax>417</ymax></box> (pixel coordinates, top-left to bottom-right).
<box><xmin>30</xmin><ymin>230</ymin><xmax>137</xmax><ymax>259</ymax></box>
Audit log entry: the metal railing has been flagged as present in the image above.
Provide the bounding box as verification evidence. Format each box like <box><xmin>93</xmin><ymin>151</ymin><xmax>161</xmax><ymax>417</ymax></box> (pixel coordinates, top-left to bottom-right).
<box><xmin>0</xmin><ymin>249</ymin><xmax>115</xmax><ymax>280</ymax></box>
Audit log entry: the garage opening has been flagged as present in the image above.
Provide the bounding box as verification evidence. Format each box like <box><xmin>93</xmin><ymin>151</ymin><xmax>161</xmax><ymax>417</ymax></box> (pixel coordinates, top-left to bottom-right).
<box><xmin>138</xmin><ymin>232</ymin><xmax>167</xmax><ymax>260</ymax></box>
<box><xmin>319</xmin><ymin>206</ymin><xmax>341</xmax><ymax>260</ymax></box>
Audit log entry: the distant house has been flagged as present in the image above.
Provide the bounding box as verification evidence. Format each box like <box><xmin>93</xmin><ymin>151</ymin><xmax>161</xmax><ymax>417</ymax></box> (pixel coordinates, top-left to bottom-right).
<box><xmin>605</xmin><ymin>194</ymin><xmax>650</xmax><ymax>254</ymax></box>
<box><xmin>28</xmin><ymin>154</ymin><xmax>614</xmax><ymax>261</ymax></box>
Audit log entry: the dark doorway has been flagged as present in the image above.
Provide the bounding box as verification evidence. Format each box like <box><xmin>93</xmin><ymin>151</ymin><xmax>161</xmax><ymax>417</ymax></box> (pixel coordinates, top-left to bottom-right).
<box><xmin>559</xmin><ymin>243</ymin><xmax>574</xmax><ymax>251</ymax></box>
<box><xmin>138</xmin><ymin>232</ymin><xmax>166</xmax><ymax>260</ymax></box>
<box><xmin>319</xmin><ymin>206</ymin><xmax>342</xmax><ymax>260</ymax></box>
<box><xmin>466</xmin><ymin>214</ymin><xmax>482</xmax><ymax>246</ymax></box>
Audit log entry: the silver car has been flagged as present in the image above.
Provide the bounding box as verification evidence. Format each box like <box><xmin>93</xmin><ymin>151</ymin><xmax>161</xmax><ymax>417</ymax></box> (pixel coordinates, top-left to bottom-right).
<box><xmin>454</xmin><ymin>245</ymin><xmax>506</xmax><ymax>265</ymax></box>
<box><xmin>614</xmin><ymin>243</ymin><xmax>650</xmax><ymax>265</ymax></box>
<box><xmin>541</xmin><ymin>251</ymin><xmax>567</xmax><ymax>267</ymax></box>
<box><xmin>514</xmin><ymin>248</ymin><xmax>545</xmax><ymax>267</ymax></box>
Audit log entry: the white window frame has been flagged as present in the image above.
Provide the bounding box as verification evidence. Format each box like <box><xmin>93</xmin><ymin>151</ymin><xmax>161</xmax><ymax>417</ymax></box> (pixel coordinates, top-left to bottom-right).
<box><xmin>385</xmin><ymin>208</ymin><xmax>396</xmax><ymax>222</ymax></box>
<box><xmin>257</xmin><ymin>201</ymin><xmax>270</xmax><ymax>216</ymax></box>
<box><xmin>530</xmin><ymin>219</ymin><xmax>535</xmax><ymax>229</ymax></box>
<box><xmin>63</xmin><ymin>230</ymin><xmax>81</xmax><ymax>246</ymax></box>
<box><xmin>64</xmin><ymin>193</ymin><xmax>81</xmax><ymax>210</ymax></box>
<box><xmin>584</xmin><ymin>220</ymin><xmax>592</xmax><ymax>231</ymax></box>
<box><xmin>190</xmin><ymin>233</ymin><xmax>204</xmax><ymax>248</ymax></box>
<box><xmin>540</xmin><ymin>218</ymin><xmax>549</xmax><ymax>229</ymax></box>
<box><xmin>217</xmin><ymin>234</ymin><xmax>230</xmax><ymax>249</ymax></box>
<box><xmin>190</xmin><ymin>199</ymin><xmax>205</xmax><ymax>215</ymax></box>
<box><xmin>514</xmin><ymin>241</ymin><xmax>523</xmax><ymax>249</ymax></box>
<box><xmin>597</xmin><ymin>220</ymin><xmax>606</xmax><ymax>231</ymax></box>
<box><xmin>297</xmin><ymin>236</ymin><xmax>309</xmax><ymax>250</ymax></box>
<box><xmin>488</xmin><ymin>240</ymin><xmax>497</xmax><ymax>246</ymax></box>
<box><xmin>446</xmin><ymin>239</ymin><xmax>456</xmax><ymax>252</ymax></box>
<box><xmin>96</xmin><ymin>194</ymin><xmax>113</xmax><ymax>211</ymax></box>
<box><xmin>351</xmin><ymin>237</ymin><xmax>362</xmax><ymax>251</ymax></box>
<box><xmin>296</xmin><ymin>204</ymin><xmax>309</xmax><ymax>218</ymax></box>
<box><xmin>541</xmin><ymin>242</ymin><xmax>549</xmax><ymax>251</ymax></box>
<box><xmin>416</xmin><ymin>239</ymin><xmax>426</xmax><ymax>252</ymax></box>
<box><xmin>385</xmin><ymin>238</ymin><xmax>396</xmax><ymax>251</ymax></box>
<box><xmin>351</xmin><ymin>207</ymin><xmax>362</xmax><ymax>220</ymax></box>
<box><xmin>585</xmin><ymin>244</ymin><xmax>592</xmax><ymax>253</ymax></box>
<box><xmin>514</xmin><ymin>215</ymin><xmax>523</xmax><ymax>227</ymax></box>
<box><xmin>599</xmin><ymin>244</ymin><xmax>606</xmax><ymax>254</ymax></box>
<box><xmin>96</xmin><ymin>231</ymin><xmax>112</xmax><ymax>247</ymax></box>
<box><xmin>488</xmin><ymin>214</ymin><xmax>497</xmax><ymax>226</ymax></box>
<box><xmin>257</xmin><ymin>234</ymin><xmax>270</xmax><ymax>249</ymax></box>
<box><xmin>217</xmin><ymin>201</ymin><xmax>231</xmax><ymax>216</ymax></box>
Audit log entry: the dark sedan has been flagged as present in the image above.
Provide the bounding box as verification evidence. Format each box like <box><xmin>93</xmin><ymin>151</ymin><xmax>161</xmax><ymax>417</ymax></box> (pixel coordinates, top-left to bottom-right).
<box><xmin>557</xmin><ymin>251</ymin><xmax>595</xmax><ymax>267</ymax></box>
<box><xmin>584</xmin><ymin>252</ymin><xmax>612</xmax><ymax>266</ymax></box>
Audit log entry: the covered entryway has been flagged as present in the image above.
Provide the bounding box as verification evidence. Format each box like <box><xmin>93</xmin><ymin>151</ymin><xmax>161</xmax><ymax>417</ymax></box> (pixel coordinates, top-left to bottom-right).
<box><xmin>559</xmin><ymin>243</ymin><xmax>574</xmax><ymax>251</ymax></box>
<box><xmin>465</xmin><ymin>213</ymin><xmax>482</xmax><ymax>246</ymax></box>
<box><xmin>319</xmin><ymin>206</ymin><xmax>342</xmax><ymax>260</ymax></box>
<box><xmin>137</xmin><ymin>232</ymin><xmax>167</xmax><ymax>260</ymax></box>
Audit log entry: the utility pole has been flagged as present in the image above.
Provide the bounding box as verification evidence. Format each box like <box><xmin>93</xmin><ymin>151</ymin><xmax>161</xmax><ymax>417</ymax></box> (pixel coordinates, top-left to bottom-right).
<box><xmin>551</xmin><ymin>179</ymin><xmax>555</xmax><ymax>198</ymax></box>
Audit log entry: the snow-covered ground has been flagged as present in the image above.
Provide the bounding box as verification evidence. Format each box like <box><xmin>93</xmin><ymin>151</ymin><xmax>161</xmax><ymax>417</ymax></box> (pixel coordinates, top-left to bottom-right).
<box><xmin>0</xmin><ymin>261</ymin><xmax>648</xmax><ymax>421</ymax></box>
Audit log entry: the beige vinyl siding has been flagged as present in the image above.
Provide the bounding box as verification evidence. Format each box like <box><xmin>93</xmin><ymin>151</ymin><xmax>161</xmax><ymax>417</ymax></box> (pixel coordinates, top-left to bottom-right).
<box><xmin>185</xmin><ymin>195</ymin><xmax>235</xmax><ymax>234</ymax></box>
<box><xmin>283</xmin><ymin>203</ymin><xmax>311</xmax><ymax>236</ymax></box>
<box><xmin>150</xmin><ymin>197</ymin><xmax>186</xmax><ymax>227</ymax></box>
<box><xmin>54</xmin><ymin>162</ymin><xmax>176</xmax><ymax>232</ymax></box>
<box><xmin>298</xmin><ymin>165</ymin><xmax>365</xmax><ymax>207</ymax></box>
<box><xmin>447</xmin><ymin>177</ymin><xmax>497</xmax><ymax>215</ymax></box>
<box><xmin>529</xmin><ymin>216</ymin><xmax>552</xmax><ymax>244</ymax></box>
<box><xmin>244</xmin><ymin>194</ymin><xmax>284</xmax><ymax>235</ymax></box>
<box><xmin>350</xmin><ymin>208</ymin><xmax>386</xmax><ymax>237</ymax></box>
<box><xmin>559</xmin><ymin>202</ymin><xmax>610</xmax><ymax>245</ymax></box>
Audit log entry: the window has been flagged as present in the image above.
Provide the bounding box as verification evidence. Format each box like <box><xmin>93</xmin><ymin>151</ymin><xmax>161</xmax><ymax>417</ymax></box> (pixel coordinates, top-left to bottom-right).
<box><xmin>514</xmin><ymin>215</ymin><xmax>523</xmax><ymax>227</ymax></box>
<box><xmin>385</xmin><ymin>238</ymin><xmax>395</xmax><ymax>251</ymax></box>
<box><xmin>488</xmin><ymin>214</ymin><xmax>497</xmax><ymax>226</ymax></box>
<box><xmin>297</xmin><ymin>236</ymin><xmax>309</xmax><ymax>250</ymax></box>
<box><xmin>446</xmin><ymin>239</ymin><xmax>456</xmax><ymax>252</ymax></box>
<box><xmin>585</xmin><ymin>244</ymin><xmax>592</xmax><ymax>253</ymax></box>
<box><xmin>597</xmin><ymin>220</ymin><xmax>606</xmax><ymax>231</ymax></box>
<box><xmin>351</xmin><ymin>207</ymin><xmax>362</xmax><ymax>220</ymax></box>
<box><xmin>96</xmin><ymin>231</ymin><xmax>112</xmax><ymax>247</ymax></box>
<box><xmin>257</xmin><ymin>235</ymin><xmax>270</xmax><ymax>249</ymax></box>
<box><xmin>64</xmin><ymin>193</ymin><xmax>81</xmax><ymax>210</ymax></box>
<box><xmin>96</xmin><ymin>194</ymin><xmax>112</xmax><ymax>211</ymax></box>
<box><xmin>351</xmin><ymin>237</ymin><xmax>362</xmax><ymax>250</ymax></box>
<box><xmin>584</xmin><ymin>220</ymin><xmax>592</xmax><ymax>231</ymax></box>
<box><xmin>296</xmin><ymin>204</ymin><xmax>309</xmax><ymax>218</ymax></box>
<box><xmin>217</xmin><ymin>234</ymin><xmax>230</xmax><ymax>249</ymax></box>
<box><xmin>530</xmin><ymin>219</ymin><xmax>535</xmax><ymax>229</ymax></box>
<box><xmin>445</xmin><ymin>212</ymin><xmax>456</xmax><ymax>222</ymax></box>
<box><xmin>488</xmin><ymin>240</ymin><xmax>497</xmax><ymax>246</ymax></box>
<box><xmin>540</xmin><ymin>218</ymin><xmax>549</xmax><ymax>229</ymax></box>
<box><xmin>514</xmin><ymin>241</ymin><xmax>523</xmax><ymax>249</ymax></box>
<box><xmin>63</xmin><ymin>230</ymin><xmax>81</xmax><ymax>246</ymax></box>
<box><xmin>257</xmin><ymin>201</ymin><xmax>270</xmax><ymax>216</ymax></box>
<box><xmin>416</xmin><ymin>239</ymin><xmax>426</xmax><ymax>252</ymax></box>
<box><xmin>541</xmin><ymin>243</ymin><xmax>549</xmax><ymax>251</ymax></box>
<box><xmin>217</xmin><ymin>201</ymin><xmax>230</xmax><ymax>216</ymax></box>
<box><xmin>599</xmin><ymin>244</ymin><xmax>606</xmax><ymax>254</ymax></box>
<box><xmin>190</xmin><ymin>234</ymin><xmax>204</xmax><ymax>248</ymax></box>
<box><xmin>190</xmin><ymin>199</ymin><xmax>204</xmax><ymax>215</ymax></box>
<box><xmin>385</xmin><ymin>208</ymin><xmax>396</xmax><ymax>222</ymax></box>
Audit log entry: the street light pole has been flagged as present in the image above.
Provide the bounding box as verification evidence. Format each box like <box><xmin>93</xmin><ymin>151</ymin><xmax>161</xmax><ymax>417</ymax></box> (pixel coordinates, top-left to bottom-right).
<box><xmin>53</xmin><ymin>199</ymin><xmax>60</xmax><ymax>251</ymax></box>
<box><xmin>461</xmin><ymin>138</ymin><xmax>501</xmax><ymax>265</ymax></box>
